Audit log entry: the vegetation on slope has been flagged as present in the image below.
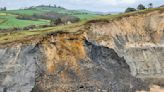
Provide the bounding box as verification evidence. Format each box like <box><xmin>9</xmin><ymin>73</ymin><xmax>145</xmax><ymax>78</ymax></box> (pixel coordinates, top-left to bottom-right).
<box><xmin>0</xmin><ymin>7</ymin><xmax>164</xmax><ymax>46</ymax></box>
<box><xmin>86</xmin><ymin>7</ymin><xmax>164</xmax><ymax>23</ymax></box>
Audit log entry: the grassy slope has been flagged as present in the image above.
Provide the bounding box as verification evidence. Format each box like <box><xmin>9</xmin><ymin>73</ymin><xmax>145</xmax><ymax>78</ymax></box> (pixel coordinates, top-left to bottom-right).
<box><xmin>1</xmin><ymin>7</ymin><xmax>163</xmax><ymax>45</ymax></box>
<box><xmin>87</xmin><ymin>8</ymin><xmax>164</xmax><ymax>21</ymax></box>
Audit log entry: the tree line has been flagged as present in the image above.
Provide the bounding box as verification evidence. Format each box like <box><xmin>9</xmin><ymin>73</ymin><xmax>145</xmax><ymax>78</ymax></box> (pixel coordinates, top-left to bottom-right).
<box><xmin>16</xmin><ymin>12</ymin><xmax>80</xmax><ymax>25</ymax></box>
<box><xmin>0</xmin><ymin>7</ymin><xmax>7</xmax><ymax>11</ymax></box>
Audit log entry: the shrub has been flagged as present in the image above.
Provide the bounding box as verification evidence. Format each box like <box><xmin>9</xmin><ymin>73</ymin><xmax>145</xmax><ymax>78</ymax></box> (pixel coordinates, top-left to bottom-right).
<box><xmin>137</xmin><ymin>4</ymin><xmax>146</xmax><ymax>10</ymax></box>
<box><xmin>125</xmin><ymin>7</ymin><xmax>136</xmax><ymax>13</ymax></box>
<box><xmin>34</xmin><ymin>12</ymin><xmax>80</xmax><ymax>25</ymax></box>
<box><xmin>148</xmin><ymin>3</ymin><xmax>153</xmax><ymax>8</ymax></box>
<box><xmin>16</xmin><ymin>15</ymin><xmax>37</xmax><ymax>20</ymax></box>
<box><xmin>50</xmin><ymin>18</ymin><xmax>62</xmax><ymax>25</ymax></box>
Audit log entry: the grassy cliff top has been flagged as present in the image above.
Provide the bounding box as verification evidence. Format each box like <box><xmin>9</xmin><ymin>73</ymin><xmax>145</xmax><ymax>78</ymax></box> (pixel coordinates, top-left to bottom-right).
<box><xmin>0</xmin><ymin>7</ymin><xmax>164</xmax><ymax>46</ymax></box>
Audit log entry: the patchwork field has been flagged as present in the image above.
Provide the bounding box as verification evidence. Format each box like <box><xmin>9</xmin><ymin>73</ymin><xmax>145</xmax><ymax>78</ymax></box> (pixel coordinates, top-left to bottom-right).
<box><xmin>0</xmin><ymin>13</ymin><xmax>50</xmax><ymax>29</ymax></box>
<box><xmin>0</xmin><ymin>6</ymin><xmax>99</xmax><ymax>29</ymax></box>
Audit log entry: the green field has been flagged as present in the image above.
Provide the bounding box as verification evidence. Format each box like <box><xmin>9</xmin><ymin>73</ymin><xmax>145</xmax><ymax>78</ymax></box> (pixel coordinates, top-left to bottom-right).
<box><xmin>0</xmin><ymin>13</ymin><xmax>50</xmax><ymax>29</ymax></box>
<box><xmin>0</xmin><ymin>6</ymin><xmax>99</xmax><ymax>29</ymax></box>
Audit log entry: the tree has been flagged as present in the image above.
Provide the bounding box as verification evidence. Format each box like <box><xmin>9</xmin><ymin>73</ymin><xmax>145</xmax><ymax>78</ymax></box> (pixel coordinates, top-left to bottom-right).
<box><xmin>125</xmin><ymin>7</ymin><xmax>136</xmax><ymax>13</ymax></box>
<box><xmin>0</xmin><ymin>7</ymin><xmax>7</xmax><ymax>11</ymax></box>
<box><xmin>3</xmin><ymin>7</ymin><xmax>6</xmax><ymax>11</ymax></box>
<box><xmin>50</xmin><ymin>18</ymin><xmax>62</xmax><ymax>26</ymax></box>
<box><xmin>148</xmin><ymin>3</ymin><xmax>153</xmax><ymax>8</ymax></box>
<box><xmin>48</xmin><ymin>4</ymin><xmax>51</xmax><ymax>7</ymax></box>
<box><xmin>137</xmin><ymin>4</ymin><xmax>146</xmax><ymax>10</ymax></box>
<box><xmin>160</xmin><ymin>5</ymin><xmax>164</xmax><ymax>8</ymax></box>
<box><xmin>54</xmin><ymin>4</ymin><xmax>57</xmax><ymax>8</ymax></box>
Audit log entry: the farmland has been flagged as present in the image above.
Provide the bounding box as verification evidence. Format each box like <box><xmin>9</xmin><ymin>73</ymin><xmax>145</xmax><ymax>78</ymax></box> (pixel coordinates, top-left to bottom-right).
<box><xmin>0</xmin><ymin>6</ymin><xmax>99</xmax><ymax>29</ymax></box>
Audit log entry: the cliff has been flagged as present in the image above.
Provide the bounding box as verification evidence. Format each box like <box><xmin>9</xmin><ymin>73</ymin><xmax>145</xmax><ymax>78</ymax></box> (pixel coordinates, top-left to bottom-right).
<box><xmin>0</xmin><ymin>8</ymin><xmax>164</xmax><ymax>92</ymax></box>
<box><xmin>86</xmin><ymin>10</ymin><xmax>164</xmax><ymax>78</ymax></box>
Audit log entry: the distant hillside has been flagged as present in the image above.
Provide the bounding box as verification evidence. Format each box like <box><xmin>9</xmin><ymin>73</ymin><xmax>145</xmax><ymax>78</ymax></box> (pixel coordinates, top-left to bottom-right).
<box><xmin>0</xmin><ymin>5</ymin><xmax>99</xmax><ymax>29</ymax></box>
<box><xmin>4</xmin><ymin>5</ymin><xmax>99</xmax><ymax>19</ymax></box>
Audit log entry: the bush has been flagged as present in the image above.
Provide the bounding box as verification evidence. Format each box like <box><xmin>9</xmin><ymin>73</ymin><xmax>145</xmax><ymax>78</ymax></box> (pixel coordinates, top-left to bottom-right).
<box><xmin>34</xmin><ymin>12</ymin><xmax>80</xmax><ymax>25</ymax></box>
<box><xmin>148</xmin><ymin>3</ymin><xmax>153</xmax><ymax>8</ymax></box>
<box><xmin>16</xmin><ymin>15</ymin><xmax>37</xmax><ymax>20</ymax></box>
<box><xmin>125</xmin><ymin>7</ymin><xmax>136</xmax><ymax>13</ymax></box>
<box><xmin>61</xmin><ymin>16</ymin><xmax>80</xmax><ymax>24</ymax></box>
<box><xmin>137</xmin><ymin>4</ymin><xmax>146</xmax><ymax>10</ymax></box>
<box><xmin>50</xmin><ymin>18</ymin><xmax>62</xmax><ymax>25</ymax></box>
<box><xmin>0</xmin><ymin>7</ymin><xmax>7</xmax><ymax>11</ymax></box>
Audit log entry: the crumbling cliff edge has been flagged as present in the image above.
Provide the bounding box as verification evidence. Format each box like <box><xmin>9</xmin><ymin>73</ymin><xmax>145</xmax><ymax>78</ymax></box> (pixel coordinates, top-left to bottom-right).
<box><xmin>0</xmin><ymin>9</ymin><xmax>164</xmax><ymax>92</ymax></box>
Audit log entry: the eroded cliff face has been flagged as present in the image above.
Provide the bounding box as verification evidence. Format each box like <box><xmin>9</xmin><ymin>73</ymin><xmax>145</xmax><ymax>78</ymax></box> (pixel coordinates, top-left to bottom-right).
<box><xmin>86</xmin><ymin>10</ymin><xmax>164</xmax><ymax>78</ymax></box>
<box><xmin>0</xmin><ymin>34</ymin><xmax>149</xmax><ymax>92</ymax></box>
<box><xmin>32</xmin><ymin>34</ymin><xmax>150</xmax><ymax>92</ymax></box>
<box><xmin>0</xmin><ymin>10</ymin><xmax>164</xmax><ymax>92</ymax></box>
<box><xmin>0</xmin><ymin>45</ymin><xmax>40</xmax><ymax>92</ymax></box>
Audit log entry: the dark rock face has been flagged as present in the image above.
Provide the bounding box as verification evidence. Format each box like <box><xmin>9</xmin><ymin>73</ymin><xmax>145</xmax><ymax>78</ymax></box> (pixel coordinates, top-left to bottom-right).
<box><xmin>84</xmin><ymin>40</ymin><xmax>149</xmax><ymax>92</ymax></box>
<box><xmin>0</xmin><ymin>45</ymin><xmax>40</xmax><ymax>92</ymax></box>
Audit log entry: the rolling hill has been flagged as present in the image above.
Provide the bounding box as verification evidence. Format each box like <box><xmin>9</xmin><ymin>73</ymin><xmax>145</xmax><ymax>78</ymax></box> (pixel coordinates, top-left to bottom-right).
<box><xmin>0</xmin><ymin>13</ymin><xmax>50</xmax><ymax>29</ymax></box>
<box><xmin>0</xmin><ymin>5</ymin><xmax>99</xmax><ymax>29</ymax></box>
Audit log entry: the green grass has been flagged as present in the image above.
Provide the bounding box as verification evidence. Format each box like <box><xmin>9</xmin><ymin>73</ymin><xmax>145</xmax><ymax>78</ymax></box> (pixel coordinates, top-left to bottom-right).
<box><xmin>73</xmin><ymin>13</ymin><xmax>99</xmax><ymax>20</ymax></box>
<box><xmin>0</xmin><ymin>21</ymin><xmax>85</xmax><ymax>45</ymax></box>
<box><xmin>0</xmin><ymin>13</ymin><xmax>50</xmax><ymax>29</ymax></box>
